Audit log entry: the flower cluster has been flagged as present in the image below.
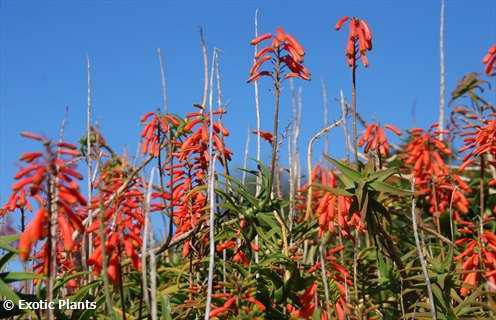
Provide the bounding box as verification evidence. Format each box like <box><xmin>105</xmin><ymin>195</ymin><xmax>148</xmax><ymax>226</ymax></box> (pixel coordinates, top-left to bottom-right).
<box><xmin>140</xmin><ymin>111</ymin><xmax>180</xmax><ymax>157</ymax></box>
<box><xmin>460</xmin><ymin>114</ymin><xmax>496</xmax><ymax>189</ymax></box>
<box><xmin>2</xmin><ymin>132</ymin><xmax>87</xmax><ymax>280</ymax></box>
<box><xmin>402</xmin><ymin>125</ymin><xmax>470</xmax><ymax>220</ymax></box>
<box><xmin>335</xmin><ymin>16</ymin><xmax>373</xmax><ymax>67</ymax></box>
<box><xmin>358</xmin><ymin>123</ymin><xmax>402</xmax><ymax>158</ymax></box>
<box><xmin>248</xmin><ymin>27</ymin><xmax>310</xmax><ymax>82</ymax></box>
<box><xmin>456</xmin><ymin>232</ymin><xmax>496</xmax><ymax>296</ymax></box>
<box><xmin>87</xmin><ymin>159</ymin><xmax>145</xmax><ymax>283</ymax></box>
<box><xmin>306</xmin><ymin>165</ymin><xmax>363</xmax><ymax>236</ymax></box>
<box><xmin>143</xmin><ymin>106</ymin><xmax>231</xmax><ymax>257</ymax></box>
<box><xmin>483</xmin><ymin>44</ymin><xmax>496</xmax><ymax>75</ymax></box>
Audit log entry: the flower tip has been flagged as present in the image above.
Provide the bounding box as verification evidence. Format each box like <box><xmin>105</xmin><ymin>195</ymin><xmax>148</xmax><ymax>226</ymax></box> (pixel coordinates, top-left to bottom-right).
<box><xmin>20</xmin><ymin>131</ymin><xmax>45</xmax><ymax>142</ymax></box>
<box><xmin>335</xmin><ymin>16</ymin><xmax>350</xmax><ymax>30</ymax></box>
<box><xmin>250</xmin><ymin>33</ymin><xmax>272</xmax><ymax>46</ymax></box>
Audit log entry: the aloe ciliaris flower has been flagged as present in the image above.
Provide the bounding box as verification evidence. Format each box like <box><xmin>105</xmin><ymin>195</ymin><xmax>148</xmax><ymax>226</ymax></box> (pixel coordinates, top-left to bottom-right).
<box><xmin>248</xmin><ymin>27</ymin><xmax>311</xmax><ymax>82</ymax></box>
<box><xmin>335</xmin><ymin>16</ymin><xmax>373</xmax><ymax>67</ymax></box>
<box><xmin>483</xmin><ymin>44</ymin><xmax>496</xmax><ymax>75</ymax></box>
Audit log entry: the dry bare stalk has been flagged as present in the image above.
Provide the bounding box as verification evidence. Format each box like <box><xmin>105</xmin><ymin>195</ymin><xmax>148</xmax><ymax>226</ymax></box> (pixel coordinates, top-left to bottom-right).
<box><xmin>242</xmin><ymin>129</ymin><xmax>250</xmax><ymax>185</ymax></box>
<box><xmin>214</xmin><ymin>49</ymin><xmax>223</xmax><ymax>111</ymax></box>
<box><xmin>321</xmin><ymin>80</ymin><xmax>330</xmax><ymax>155</ymax></box>
<box><xmin>86</xmin><ymin>55</ymin><xmax>93</xmax><ymax>271</ymax></box>
<box><xmin>294</xmin><ymin>88</ymin><xmax>302</xmax><ymax>193</ymax></box>
<box><xmin>200</xmin><ymin>28</ymin><xmax>209</xmax><ymax>108</ymax></box>
<box><xmin>46</xmin><ymin>149</ymin><xmax>58</xmax><ymax>320</ymax></box>
<box><xmin>213</xmin><ymin>48</ymin><xmax>232</xmax><ymax>183</ymax></box>
<box><xmin>94</xmin><ymin>215</ymin><xmax>113</xmax><ymax>315</ymax></box>
<box><xmin>204</xmin><ymin>155</ymin><xmax>218</xmax><ymax>320</ymax></box>
<box><xmin>142</xmin><ymin>168</ymin><xmax>157</xmax><ymax>309</ymax></box>
<box><xmin>205</xmin><ymin>47</ymin><xmax>218</xmax><ymax>319</ymax></box>
<box><xmin>288</xmin><ymin>82</ymin><xmax>301</xmax><ymax>237</ymax></box>
<box><xmin>305</xmin><ymin>118</ymin><xmax>344</xmax><ymax>220</ymax></box>
<box><xmin>319</xmin><ymin>242</ymin><xmax>332</xmax><ymax>316</ymax></box>
<box><xmin>157</xmin><ymin>48</ymin><xmax>168</xmax><ymax>113</ymax></box>
<box><xmin>94</xmin><ymin>162</ymin><xmax>116</xmax><ymax>319</ymax></box>
<box><xmin>339</xmin><ymin>90</ymin><xmax>352</xmax><ymax>161</ymax></box>
<box><xmin>45</xmin><ymin>112</ymin><xmax>69</xmax><ymax>319</ymax></box>
<box><xmin>438</xmin><ymin>0</ymin><xmax>446</xmax><ymax>140</ymax></box>
<box><xmin>214</xmin><ymin>52</ymin><xmax>230</xmax><ymax>287</ymax></box>
<box><xmin>150</xmin><ymin>244</ymin><xmax>158</xmax><ymax>320</ymax></box>
<box><xmin>411</xmin><ymin>179</ymin><xmax>437</xmax><ymax>319</ymax></box>
<box><xmin>47</xmin><ymin>175</ymin><xmax>57</xmax><ymax>320</ymax></box>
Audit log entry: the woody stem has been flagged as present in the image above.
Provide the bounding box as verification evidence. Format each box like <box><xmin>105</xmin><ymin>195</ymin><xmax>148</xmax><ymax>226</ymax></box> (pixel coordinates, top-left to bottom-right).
<box><xmin>269</xmin><ymin>56</ymin><xmax>281</xmax><ymax>196</ymax></box>
<box><xmin>480</xmin><ymin>154</ymin><xmax>485</xmax><ymax>223</ymax></box>
<box><xmin>351</xmin><ymin>63</ymin><xmax>358</xmax><ymax>164</ymax></box>
<box><xmin>118</xmin><ymin>244</ymin><xmax>127</xmax><ymax>320</ymax></box>
<box><xmin>98</xmin><ymin>200</ymin><xmax>115</xmax><ymax>319</ymax></box>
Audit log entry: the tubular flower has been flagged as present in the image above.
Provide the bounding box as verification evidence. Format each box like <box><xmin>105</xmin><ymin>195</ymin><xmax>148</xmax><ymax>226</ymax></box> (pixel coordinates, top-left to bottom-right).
<box><xmin>402</xmin><ymin>125</ymin><xmax>471</xmax><ymax>220</ymax></box>
<box><xmin>460</xmin><ymin>114</ymin><xmax>496</xmax><ymax>188</ymax></box>
<box><xmin>306</xmin><ymin>245</ymin><xmax>350</xmax><ymax>320</ymax></box>
<box><xmin>2</xmin><ymin>133</ymin><xmax>87</xmax><ymax>283</ymax></box>
<box><xmin>287</xmin><ymin>282</ymin><xmax>318</xmax><ymax>319</ymax></box>
<box><xmin>140</xmin><ymin>111</ymin><xmax>181</xmax><ymax>157</ymax></box>
<box><xmin>336</xmin><ymin>16</ymin><xmax>373</xmax><ymax>67</ymax></box>
<box><xmin>209</xmin><ymin>296</ymin><xmax>237</xmax><ymax>318</ymax></box>
<box><xmin>148</xmin><ymin>105</ymin><xmax>231</xmax><ymax>257</ymax></box>
<box><xmin>482</xmin><ymin>44</ymin><xmax>496</xmax><ymax>76</ymax></box>
<box><xmin>299</xmin><ymin>165</ymin><xmax>364</xmax><ymax>237</ymax></box>
<box><xmin>358</xmin><ymin>123</ymin><xmax>402</xmax><ymax>158</ymax></box>
<box><xmin>252</xmin><ymin>130</ymin><xmax>273</xmax><ymax>144</ymax></box>
<box><xmin>87</xmin><ymin>160</ymin><xmax>144</xmax><ymax>284</ymax></box>
<box><xmin>248</xmin><ymin>27</ymin><xmax>311</xmax><ymax>82</ymax></box>
<box><xmin>455</xmin><ymin>231</ymin><xmax>496</xmax><ymax>296</ymax></box>
<box><xmin>458</xmin><ymin>113</ymin><xmax>496</xmax><ymax>224</ymax></box>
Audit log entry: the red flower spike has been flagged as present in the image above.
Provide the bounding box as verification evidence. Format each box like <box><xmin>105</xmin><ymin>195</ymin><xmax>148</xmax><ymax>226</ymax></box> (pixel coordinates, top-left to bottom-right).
<box><xmin>20</xmin><ymin>131</ymin><xmax>45</xmax><ymax>142</ymax></box>
<box><xmin>2</xmin><ymin>133</ymin><xmax>87</xmax><ymax>287</ymax></box>
<box><xmin>250</xmin><ymin>33</ymin><xmax>272</xmax><ymax>45</ymax></box>
<box><xmin>248</xmin><ymin>27</ymin><xmax>310</xmax><ymax>83</ymax></box>
<box><xmin>335</xmin><ymin>16</ymin><xmax>350</xmax><ymax>30</ymax></box>
<box><xmin>336</xmin><ymin>16</ymin><xmax>373</xmax><ymax>68</ymax></box>
<box><xmin>483</xmin><ymin>44</ymin><xmax>496</xmax><ymax>75</ymax></box>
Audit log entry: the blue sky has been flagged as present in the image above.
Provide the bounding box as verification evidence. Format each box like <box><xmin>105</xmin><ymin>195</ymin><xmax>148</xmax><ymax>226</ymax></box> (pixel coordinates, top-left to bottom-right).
<box><xmin>0</xmin><ymin>0</ymin><xmax>495</xmax><ymax>213</ymax></box>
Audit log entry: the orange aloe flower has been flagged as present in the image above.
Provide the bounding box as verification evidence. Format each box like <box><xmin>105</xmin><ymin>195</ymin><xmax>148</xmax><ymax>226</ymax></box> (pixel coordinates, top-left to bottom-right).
<box><xmin>358</xmin><ymin>123</ymin><xmax>402</xmax><ymax>158</ymax></box>
<box><xmin>335</xmin><ymin>16</ymin><xmax>373</xmax><ymax>67</ymax></box>
<box><xmin>252</xmin><ymin>130</ymin><xmax>273</xmax><ymax>144</ymax></box>
<box><xmin>248</xmin><ymin>27</ymin><xmax>311</xmax><ymax>82</ymax></box>
<box><xmin>482</xmin><ymin>44</ymin><xmax>496</xmax><ymax>75</ymax></box>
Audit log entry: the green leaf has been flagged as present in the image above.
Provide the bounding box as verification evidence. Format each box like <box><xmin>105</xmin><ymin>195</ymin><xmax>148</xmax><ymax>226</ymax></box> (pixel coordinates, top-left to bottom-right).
<box><xmin>314</xmin><ymin>183</ymin><xmax>353</xmax><ymax>196</ymax></box>
<box><xmin>0</xmin><ymin>252</ymin><xmax>15</xmax><ymax>270</ymax></box>
<box><xmin>161</xmin><ymin>295</ymin><xmax>173</xmax><ymax>320</ymax></box>
<box><xmin>0</xmin><ymin>278</ymin><xmax>20</xmax><ymax>305</ymax></box>
<box><xmin>0</xmin><ymin>272</ymin><xmax>41</xmax><ymax>284</ymax></box>
<box><xmin>0</xmin><ymin>235</ymin><xmax>19</xmax><ymax>252</ymax></box>
<box><xmin>324</xmin><ymin>155</ymin><xmax>361</xmax><ymax>187</ymax></box>
<box><xmin>367</xmin><ymin>166</ymin><xmax>399</xmax><ymax>183</ymax></box>
<box><xmin>369</xmin><ymin>180</ymin><xmax>410</xmax><ymax>196</ymax></box>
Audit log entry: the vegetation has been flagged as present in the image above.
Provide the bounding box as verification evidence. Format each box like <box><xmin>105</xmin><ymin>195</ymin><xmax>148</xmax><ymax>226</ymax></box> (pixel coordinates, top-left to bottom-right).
<box><xmin>0</xmin><ymin>12</ymin><xmax>496</xmax><ymax>320</ymax></box>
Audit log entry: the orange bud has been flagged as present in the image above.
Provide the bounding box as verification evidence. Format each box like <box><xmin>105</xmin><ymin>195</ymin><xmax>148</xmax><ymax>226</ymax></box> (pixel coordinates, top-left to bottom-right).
<box><xmin>335</xmin><ymin>16</ymin><xmax>349</xmax><ymax>30</ymax></box>
<box><xmin>250</xmin><ymin>33</ymin><xmax>272</xmax><ymax>46</ymax></box>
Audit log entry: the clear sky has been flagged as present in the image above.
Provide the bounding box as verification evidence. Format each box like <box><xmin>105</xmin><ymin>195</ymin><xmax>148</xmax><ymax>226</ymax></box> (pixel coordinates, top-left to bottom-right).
<box><xmin>1</xmin><ymin>0</ymin><xmax>495</xmax><ymax>211</ymax></box>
